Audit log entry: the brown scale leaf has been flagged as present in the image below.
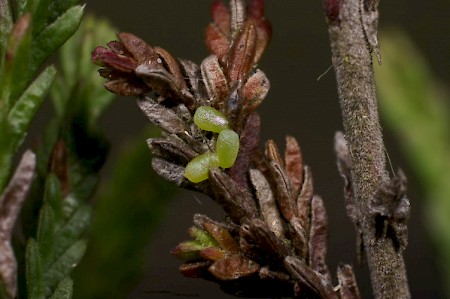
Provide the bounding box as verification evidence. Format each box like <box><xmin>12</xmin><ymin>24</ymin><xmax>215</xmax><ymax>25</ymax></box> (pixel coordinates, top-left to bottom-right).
<box><xmin>252</xmin><ymin>18</ymin><xmax>272</xmax><ymax>64</ymax></box>
<box><xmin>135</xmin><ymin>64</ymin><xmax>181</xmax><ymax>99</ymax></box>
<box><xmin>228</xmin><ymin>112</ymin><xmax>260</xmax><ymax>189</ymax></box>
<box><xmin>209</xmin><ymin>168</ymin><xmax>259</xmax><ymax>223</ymax></box>
<box><xmin>284</xmin><ymin>136</ymin><xmax>303</xmax><ymax>195</ymax></box>
<box><xmin>193</xmin><ymin>214</ymin><xmax>239</xmax><ymax>236</ymax></box>
<box><xmin>154</xmin><ymin>46</ymin><xmax>188</xmax><ymax>91</ymax></box>
<box><xmin>179</xmin><ymin>59</ymin><xmax>208</xmax><ymax>108</ymax></box>
<box><xmin>147</xmin><ymin>137</ymin><xmax>198</xmax><ymax>165</ymax></box>
<box><xmin>265</xmin><ymin>140</ymin><xmax>283</xmax><ymax>167</ymax></box>
<box><xmin>284</xmin><ymin>256</ymin><xmax>337</xmax><ymax>299</ymax></box>
<box><xmin>200</xmin><ymin>247</ymin><xmax>226</xmax><ymax>262</ymax></box>
<box><xmin>136</xmin><ymin>96</ymin><xmax>187</xmax><ymax>134</ymax></box>
<box><xmin>229</xmin><ymin>0</ymin><xmax>246</xmax><ymax>36</ymax></box>
<box><xmin>106</xmin><ymin>40</ymin><xmax>128</xmax><ymax>55</ymax></box>
<box><xmin>151</xmin><ymin>158</ymin><xmax>185</xmax><ymax>187</ymax></box>
<box><xmin>179</xmin><ymin>261</ymin><xmax>212</xmax><ymax>278</ymax></box>
<box><xmin>209</xmin><ymin>254</ymin><xmax>259</xmax><ymax>280</ymax></box>
<box><xmin>203</xmin><ymin>221</ymin><xmax>240</xmax><ymax>254</ymax></box>
<box><xmin>258</xmin><ymin>266</ymin><xmax>290</xmax><ymax>282</ymax></box>
<box><xmin>211</xmin><ymin>0</ymin><xmax>231</xmax><ymax>36</ymax></box>
<box><xmin>308</xmin><ymin>196</ymin><xmax>331</xmax><ymax>280</ymax></box>
<box><xmin>118</xmin><ymin>32</ymin><xmax>158</xmax><ymax>64</ymax></box>
<box><xmin>241</xmin><ymin>68</ymin><xmax>270</xmax><ymax>116</ymax></box>
<box><xmin>226</xmin><ymin>20</ymin><xmax>257</xmax><ymax>83</ymax></box>
<box><xmin>248</xmin><ymin>219</ymin><xmax>290</xmax><ymax>260</ymax></box>
<box><xmin>289</xmin><ymin>217</ymin><xmax>308</xmax><ymax>260</ymax></box>
<box><xmin>104</xmin><ymin>77</ymin><xmax>150</xmax><ymax>96</ymax></box>
<box><xmin>249</xmin><ymin>169</ymin><xmax>284</xmax><ymax>238</ymax></box>
<box><xmin>337</xmin><ymin>264</ymin><xmax>361</xmax><ymax>299</ymax></box>
<box><xmin>151</xmin><ymin>158</ymin><xmax>212</xmax><ymax>196</ymax></box>
<box><xmin>205</xmin><ymin>23</ymin><xmax>230</xmax><ymax>63</ymax></box>
<box><xmin>268</xmin><ymin>160</ymin><xmax>297</xmax><ymax>221</ymax></box>
<box><xmin>201</xmin><ymin>55</ymin><xmax>229</xmax><ymax>111</ymax></box>
<box><xmin>297</xmin><ymin>165</ymin><xmax>314</xmax><ymax>233</ymax></box>
<box><xmin>225</xmin><ymin>82</ymin><xmax>243</xmax><ymax>130</ymax></box>
<box><xmin>246</xmin><ymin>0</ymin><xmax>272</xmax><ymax>63</ymax></box>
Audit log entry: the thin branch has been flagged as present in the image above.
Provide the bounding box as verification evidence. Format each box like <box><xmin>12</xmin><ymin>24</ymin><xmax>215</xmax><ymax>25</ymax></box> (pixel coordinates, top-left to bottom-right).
<box><xmin>323</xmin><ymin>0</ymin><xmax>410</xmax><ymax>298</ymax></box>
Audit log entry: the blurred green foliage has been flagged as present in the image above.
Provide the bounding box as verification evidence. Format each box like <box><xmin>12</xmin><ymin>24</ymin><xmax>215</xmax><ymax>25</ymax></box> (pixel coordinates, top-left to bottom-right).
<box><xmin>375</xmin><ymin>29</ymin><xmax>450</xmax><ymax>296</ymax></box>
<box><xmin>73</xmin><ymin>128</ymin><xmax>177</xmax><ymax>298</ymax></box>
<box><xmin>0</xmin><ymin>0</ymin><xmax>84</xmax><ymax>193</ymax></box>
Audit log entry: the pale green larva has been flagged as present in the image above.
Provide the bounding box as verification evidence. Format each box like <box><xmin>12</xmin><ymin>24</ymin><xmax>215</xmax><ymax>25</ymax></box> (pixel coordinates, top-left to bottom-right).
<box><xmin>184</xmin><ymin>152</ymin><xmax>219</xmax><ymax>183</ymax></box>
<box><xmin>184</xmin><ymin>106</ymin><xmax>241</xmax><ymax>183</ymax></box>
<box><xmin>216</xmin><ymin>129</ymin><xmax>240</xmax><ymax>168</ymax></box>
<box><xmin>193</xmin><ymin>106</ymin><xmax>229</xmax><ymax>133</ymax></box>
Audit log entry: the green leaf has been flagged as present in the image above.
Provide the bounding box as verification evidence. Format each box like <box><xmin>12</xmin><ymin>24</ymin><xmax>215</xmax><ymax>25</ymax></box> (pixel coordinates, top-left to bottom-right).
<box><xmin>48</xmin><ymin>0</ymin><xmax>80</xmax><ymax>25</ymax></box>
<box><xmin>26</xmin><ymin>0</ymin><xmax>52</xmax><ymax>34</ymax></box>
<box><xmin>31</xmin><ymin>5</ymin><xmax>84</xmax><ymax>74</ymax></box>
<box><xmin>53</xmin><ymin>205</ymin><xmax>92</xmax><ymax>261</ymax></box>
<box><xmin>0</xmin><ymin>13</ymin><xmax>32</xmax><ymax>110</ymax></box>
<box><xmin>43</xmin><ymin>174</ymin><xmax>63</xmax><ymax>221</ymax></box>
<box><xmin>7</xmin><ymin>65</ymin><xmax>56</xmax><ymax>151</ymax></box>
<box><xmin>45</xmin><ymin>240</ymin><xmax>87</xmax><ymax>294</ymax></box>
<box><xmin>50</xmin><ymin>15</ymin><xmax>116</xmax><ymax>125</ymax></box>
<box><xmin>0</xmin><ymin>0</ymin><xmax>13</xmax><ymax>72</ymax></box>
<box><xmin>36</xmin><ymin>204</ymin><xmax>56</xmax><ymax>269</ymax></box>
<box><xmin>49</xmin><ymin>278</ymin><xmax>73</xmax><ymax>299</ymax></box>
<box><xmin>14</xmin><ymin>0</ymin><xmax>28</xmax><ymax>18</ymax></box>
<box><xmin>26</xmin><ymin>239</ymin><xmax>45</xmax><ymax>299</ymax></box>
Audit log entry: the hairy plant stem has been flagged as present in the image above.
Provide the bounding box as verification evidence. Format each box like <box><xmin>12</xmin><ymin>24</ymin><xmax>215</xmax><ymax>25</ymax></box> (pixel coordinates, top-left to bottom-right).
<box><xmin>325</xmin><ymin>0</ymin><xmax>410</xmax><ymax>298</ymax></box>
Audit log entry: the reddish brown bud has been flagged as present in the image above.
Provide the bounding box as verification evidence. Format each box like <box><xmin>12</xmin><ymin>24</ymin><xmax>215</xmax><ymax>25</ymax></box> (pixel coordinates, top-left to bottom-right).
<box><xmin>247</xmin><ymin>0</ymin><xmax>265</xmax><ymax>20</ymax></box>
<box><xmin>323</xmin><ymin>0</ymin><xmax>340</xmax><ymax>24</ymax></box>
<box><xmin>211</xmin><ymin>0</ymin><xmax>231</xmax><ymax>36</ymax></box>
<box><xmin>92</xmin><ymin>46</ymin><xmax>136</xmax><ymax>72</ymax></box>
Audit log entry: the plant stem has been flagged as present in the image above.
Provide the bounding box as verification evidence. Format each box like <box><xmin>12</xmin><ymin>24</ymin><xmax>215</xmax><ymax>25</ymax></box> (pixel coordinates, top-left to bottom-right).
<box><xmin>324</xmin><ymin>0</ymin><xmax>410</xmax><ymax>298</ymax></box>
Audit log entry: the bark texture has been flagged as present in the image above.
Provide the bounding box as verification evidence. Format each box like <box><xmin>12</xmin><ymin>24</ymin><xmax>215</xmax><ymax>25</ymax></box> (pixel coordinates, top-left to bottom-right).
<box><xmin>324</xmin><ymin>0</ymin><xmax>410</xmax><ymax>298</ymax></box>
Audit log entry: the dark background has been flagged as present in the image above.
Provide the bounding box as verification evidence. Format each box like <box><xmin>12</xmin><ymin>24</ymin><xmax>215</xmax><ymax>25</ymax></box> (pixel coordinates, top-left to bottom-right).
<box><xmin>84</xmin><ymin>1</ymin><xmax>449</xmax><ymax>298</ymax></box>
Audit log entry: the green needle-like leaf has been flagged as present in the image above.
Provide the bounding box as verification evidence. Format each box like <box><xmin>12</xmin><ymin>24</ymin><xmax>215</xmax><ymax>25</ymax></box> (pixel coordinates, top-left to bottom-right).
<box><xmin>31</xmin><ymin>5</ymin><xmax>84</xmax><ymax>74</ymax></box>
<box><xmin>50</xmin><ymin>278</ymin><xmax>73</xmax><ymax>299</ymax></box>
<box><xmin>43</xmin><ymin>174</ymin><xmax>63</xmax><ymax>221</ymax></box>
<box><xmin>29</xmin><ymin>0</ymin><xmax>51</xmax><ymax>35</ymax></box>
<box><xmin>0</xmin><ymin>13</ymin><xmax>32</xmax><ymax>110</ymax></box>
<box><xmin>36</xmin><ymin>204</ymin><xmax>57</xmax><ymax>269</ymax></box>
<box><xmin>44</xmin><ymin>240</ymin><xmax>87</xmax><ymax>295</ymax></box>
<box><xmin>7</xmin><ymin>65</ymin><xmax>56</xmax><ymax>151</ymax></box>
<box><xmin>53</xmin><ymin>205</ymin><xmax>92</xmax><ymax>261</ymax></box>
<box><xmin>26</xmin><ymin>239</ymin><xmax>45</xmax><ymax>299</ymax></box>
<box><xmin>0</xmin><ymin>0</ymin><xmax>13</xmax><ymax>72</ymax></box>
<box><xmin>47</xmin><ymin>0</ymin><xmax>80</xmax><ymax>25</ymax></box>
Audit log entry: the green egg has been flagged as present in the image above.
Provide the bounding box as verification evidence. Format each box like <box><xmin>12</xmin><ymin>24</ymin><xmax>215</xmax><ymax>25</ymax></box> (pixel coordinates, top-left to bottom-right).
<box><xmin>184</xmin><ymin>152</ymin><xmax>219</xmax><ymax>183</ymax></box>
<box><xmin>216</xmin><ymin>129</ymin><xmax>240</xmax><ymax>168</ymax></box>
<box><xmin>193</xmin><ymin>106</ymin><xmax>229</xmax><ymax>133</ymax></box>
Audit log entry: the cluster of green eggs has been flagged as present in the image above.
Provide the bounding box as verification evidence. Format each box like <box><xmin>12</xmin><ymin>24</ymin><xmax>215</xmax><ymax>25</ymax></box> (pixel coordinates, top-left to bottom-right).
<box><xmin>184</xmin><ymin>106</ymin><xmax>240</xmax><ymax>183</ymax></box>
